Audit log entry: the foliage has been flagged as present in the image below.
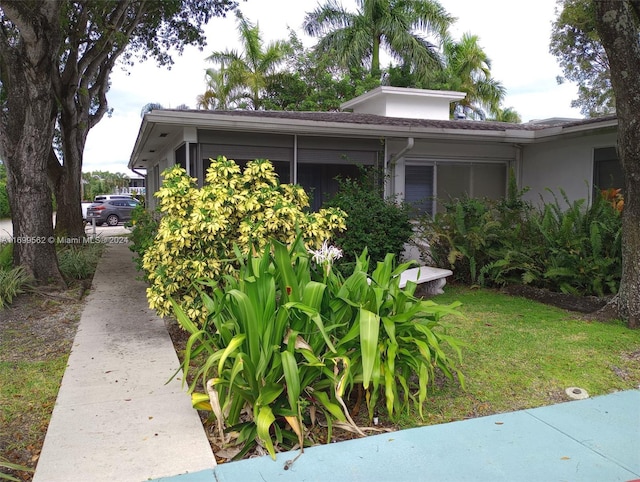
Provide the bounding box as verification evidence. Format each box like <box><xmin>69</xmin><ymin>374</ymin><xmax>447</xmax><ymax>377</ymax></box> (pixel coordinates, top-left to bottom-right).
<box><xmin>527</xmin><ymin>190</ymin><xmax>622</xmax><ymax>296</ymax></box>
<box><xmin>81</xmin><ymin>171</ymin><xmax>132</xmax><ymax>201</ymax></box>
<box><xmin>262</xmin><ymin>30</ymin><xmax>380</xmax><ymax>111</ymax></box>
<box><xmin>0</xmin><ymin>266</ymin><xmax>32</xmax><ymax>309</ymax></box>
<box><xmin>0</xmin><ymin>162</ymin><xmax>8</xmax><ymax>219</ymax></box>
<box><xmin>175</xmin><ymin>237</ymin><xmax>464</xmax><ymax>459</ymax></box>
<box><xmin>428</xmin><ymin>33</ymin><xmax>506</xmax><ymax>120</ymax></box>
<box><xmin>1</xmin><ymin>456</ymin><xmax>33</xmax><ymax>481</ymax></box>
<box><xmin>418</xmin><ymin>179</ymin><xmax>622</xmax><ymax>297</ymax></box>
<box><xmin>303</xmin><ymin>0</ymin><xmax>454</xmax><ymax>78</ymax></box>
<box><xmin>323</xmin><ymin>166</ymin><xmax>413</xmax><ymax>275</ymax></box>
<box><xmin>56</xmin><ymin>242</ymin><xmax>105</xmax><ymax>281</ymax></box>
<box><xmin>128</xmin><ymin>205</ymin><xmax>160</xmax><ymax>272</ymax></box>
<box><xmin>142</xmin><ymin>157</ymin><xmax>347</xmax><ymax>324</ymax></box>
<box><xmin>550</xmin><ymin>0</ymin><xmax>614</xmax><ymax>117</ymax></box>
<box><xmin>203</xmin><ymin>11</ymin><xmax>291</xmax><ymax>110</ymax></box>
<box><xmin>0</xmin><ymin>242</ymin><xmax>11</xmax><ymax>271</ymax></box>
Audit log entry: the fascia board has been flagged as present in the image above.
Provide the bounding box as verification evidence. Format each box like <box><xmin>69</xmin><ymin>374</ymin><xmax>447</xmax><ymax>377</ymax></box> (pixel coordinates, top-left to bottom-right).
<box><xmin>147</xmin><ymin>111</ymin><xmax>539</xmax><ymax>142</ymax></box>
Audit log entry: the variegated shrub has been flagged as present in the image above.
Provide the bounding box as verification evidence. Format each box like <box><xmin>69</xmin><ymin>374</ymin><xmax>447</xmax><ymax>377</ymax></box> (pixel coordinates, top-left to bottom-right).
<box><xmin>142</xmin><ymin>156</ymin><xmax>346</xmax><ymax>323</ymax></box>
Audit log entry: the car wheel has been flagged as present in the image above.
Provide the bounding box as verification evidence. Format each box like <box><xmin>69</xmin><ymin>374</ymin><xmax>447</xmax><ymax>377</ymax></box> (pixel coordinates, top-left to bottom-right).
<box><xmin>106</xmin><ymin>214</ymin><xmax>119</xmax><ymax>226</ymax></box>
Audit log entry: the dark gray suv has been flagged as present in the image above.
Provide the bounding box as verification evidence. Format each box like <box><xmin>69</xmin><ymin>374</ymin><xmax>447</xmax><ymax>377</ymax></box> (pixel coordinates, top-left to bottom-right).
<box><xmin>86</xmin><ymin>198</ymin><xmax>140</xmax><ymax>226</ymax></box>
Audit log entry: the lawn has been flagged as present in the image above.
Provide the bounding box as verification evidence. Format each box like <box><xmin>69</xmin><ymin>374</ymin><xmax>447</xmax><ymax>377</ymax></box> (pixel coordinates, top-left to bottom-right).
<box><xmin>406</xmin><ymin>285</ymin><xmax>640</xmax><ymax>428</ymax></box>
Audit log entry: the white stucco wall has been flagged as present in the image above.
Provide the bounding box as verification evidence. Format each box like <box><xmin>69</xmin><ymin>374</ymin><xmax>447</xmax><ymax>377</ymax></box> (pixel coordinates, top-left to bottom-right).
<box><xmin>520</xmin><ymin>131</ymin><xmax>617</xmax><ymax>207</ymax></box>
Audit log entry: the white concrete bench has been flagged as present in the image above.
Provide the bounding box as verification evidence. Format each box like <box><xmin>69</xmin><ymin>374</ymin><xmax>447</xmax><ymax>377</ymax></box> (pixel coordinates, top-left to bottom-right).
<box><xmin>398</xmin><ymin>266</ymin><xmax>453</xmax><ymax>295</ymax></box>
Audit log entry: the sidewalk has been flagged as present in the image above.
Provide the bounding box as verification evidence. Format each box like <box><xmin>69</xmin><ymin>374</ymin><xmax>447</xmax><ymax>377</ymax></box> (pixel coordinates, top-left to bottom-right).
<box><xmin>33</xmin><ymin>242</ymin><xmax>214</xmax><ymax>482</ymax></box>
<box><xmin>33</xmin><ymin>240</ymin><xmax>640</xmax><ymax>482</ymax></box>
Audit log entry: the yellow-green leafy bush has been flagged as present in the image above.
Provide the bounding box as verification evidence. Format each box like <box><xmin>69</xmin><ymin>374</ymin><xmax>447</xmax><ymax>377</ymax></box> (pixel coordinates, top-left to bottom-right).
<box><xmin>142</xmin><ymin>157</ymin><xmax>346</xmax><ymax>323</ymax></box>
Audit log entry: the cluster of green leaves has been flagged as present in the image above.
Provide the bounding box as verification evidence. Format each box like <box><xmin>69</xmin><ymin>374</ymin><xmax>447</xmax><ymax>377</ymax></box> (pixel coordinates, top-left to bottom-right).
<box><xmin>174</xmin><ymin>237</ymin><xmax>464</xmax><ymax>460</ymax></box>
<box><xmin>419</xmin><ymin>180</ymin><xmax>622</xmax><ymax>297</ymax></box>
<box><xmin>550</xmin><ymin>0</ymin><xmax>614</xmax><ymax>117</ymax></box>
<box><xmin>81</xmin><ymin>171</ymin><xmax>133</xmax><ymax>201</ymax></box>
<box><xmin>0</xmin><ymin>162</ymin><xmax>9</xmax><ymax>219</ymax></box>
<box><xmin>56</xmin><ymin>242</ymin><xmax>105</xmax><ymax>281</ymax></box>
<box><xmin>128</xmin><ymin>204</ymin><xmax>160</xmax><ymax>273</ymax></box>
<box><xmin>0</xmin><ymin>262</ymin><xmax>31</xmax><ymax>310</ymax></box>
<box><xmin>142</xmin><ymin>157</ymin><xmax>347</xmax><ymax>324</ymax></box>
<box><xmin>323</xmin><ymin>167</ymin><xmax>414</xmax><ymax>276</ymax></box>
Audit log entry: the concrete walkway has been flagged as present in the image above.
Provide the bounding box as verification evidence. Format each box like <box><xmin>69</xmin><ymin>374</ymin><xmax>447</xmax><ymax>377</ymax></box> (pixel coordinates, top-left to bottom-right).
<box><xmin>33</xmin><ymin>242</ymin><xmax>214</xmax><ymax>482</ymax></box>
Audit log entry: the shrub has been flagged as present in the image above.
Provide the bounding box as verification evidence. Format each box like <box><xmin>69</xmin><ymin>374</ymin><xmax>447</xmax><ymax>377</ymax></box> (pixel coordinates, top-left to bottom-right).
<box><xmin>419</xmin><ymin>181</ymin><xmax>622</xmax><ymax>297</ymax></box>
<box><xmin>175</xmin><ymin>237</ymin><xmax>465</xmax><ymax>460</ymax></box>
<box><xmin>128</xmin><ymin>204</ymin><xmax>159</xmax><ymax>272</ymax></box>
<box><xmin>57</xmin><ymin>242</ymin><xmax>105</xmax><ymax>281</ymax></box>
<box><xmin>323</xmin><ymin>167</ymin><xmax>413</xmax><ymax>275</ymax></box>
<box><xmin>0</xmin><ymin>265</ymin><xmax>32</xmax><ymax>309</ymax></box>
<box><xmin>142</xmin><ymin>157</ymin><xmax>347</xmax><ymax>324</ymax></box>
<box><xmin>0</xmin><ymin>182</ymin><xmax>9</xmax><ymax>219</ymax></box>
<box><xmin>0</xmin><ymin>242</ymin><xmax>12</xmax><ymax>271</ymax></box>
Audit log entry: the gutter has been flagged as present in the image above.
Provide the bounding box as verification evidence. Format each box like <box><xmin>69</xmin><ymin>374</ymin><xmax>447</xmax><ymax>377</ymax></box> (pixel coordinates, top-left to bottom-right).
<box><xmin>388</xmin><ymin>137</ymin><xmax>414</xmax><ymax>167</ymax></box>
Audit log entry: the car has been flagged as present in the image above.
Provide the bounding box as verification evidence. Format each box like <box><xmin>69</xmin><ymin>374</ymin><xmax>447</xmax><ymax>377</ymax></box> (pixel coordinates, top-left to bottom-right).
<box><xmin>93</xmin><ymin>194</ymin><xmax>133</xmax><ymax>202</ymax></box>
<box><xmin>86</xmin><ymin>198</ymin><xmax>140</xmax><ymax>226</ymax></box>
<box><xmin>81</xmin><ymin>201</ymin><xmax>93</xmax><ymax>221</ymax></box>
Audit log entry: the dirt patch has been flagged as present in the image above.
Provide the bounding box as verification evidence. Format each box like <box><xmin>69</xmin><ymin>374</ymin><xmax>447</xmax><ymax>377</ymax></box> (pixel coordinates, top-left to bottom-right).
<box><xmin>0</xmin><ymin>288</ymin><xmax>86</xmax><ymax>481</ymax></box>
<box><xmin>501</xmin><ymin>284</ymin><xmax>610</xmax><ymax>316</ymax></box>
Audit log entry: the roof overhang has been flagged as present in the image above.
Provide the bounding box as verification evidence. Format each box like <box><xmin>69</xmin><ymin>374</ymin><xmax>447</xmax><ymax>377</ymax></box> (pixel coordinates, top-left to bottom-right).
<box><xmin>128</xmin><ymin>110</ymin><xmax>618</xmax><ymax>170</ymax></box>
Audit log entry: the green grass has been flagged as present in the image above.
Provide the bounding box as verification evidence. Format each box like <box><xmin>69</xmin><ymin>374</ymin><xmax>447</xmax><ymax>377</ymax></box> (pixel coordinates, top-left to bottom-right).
<box><xmin>399</xmin><ymin>285</ymin><xmax>640</xmax><ymax>428</ymax></box>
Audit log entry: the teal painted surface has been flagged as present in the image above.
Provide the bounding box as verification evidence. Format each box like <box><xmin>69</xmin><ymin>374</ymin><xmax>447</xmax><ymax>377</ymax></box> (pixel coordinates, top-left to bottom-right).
<box><xmin>154</xmin><ymin>390</ymin><xmax>640</xmax><ymax>482</ymax></box>
<box><xmin>153</xmin><ymin>469</ymin><xmax>215</xmax><ymax>481</ymax></box>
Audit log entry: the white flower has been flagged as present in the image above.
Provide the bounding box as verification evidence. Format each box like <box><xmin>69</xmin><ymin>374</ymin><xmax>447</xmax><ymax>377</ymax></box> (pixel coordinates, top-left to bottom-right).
<box><xmin>309</xmin><ymin>241</ymin><xmax>342</xmax><ymax>265</ymax></box>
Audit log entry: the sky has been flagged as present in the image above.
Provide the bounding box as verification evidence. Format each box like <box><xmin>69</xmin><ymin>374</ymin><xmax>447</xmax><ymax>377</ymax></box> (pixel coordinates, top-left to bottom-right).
<box><xmin>83</xmin><ymin>0</ymin><xmax>580</xmax><ymax>174</ymax></box>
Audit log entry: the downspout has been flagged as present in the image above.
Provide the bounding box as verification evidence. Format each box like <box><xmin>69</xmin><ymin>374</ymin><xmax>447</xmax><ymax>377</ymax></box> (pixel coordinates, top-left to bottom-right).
<box><xmin>388</xmin><ymin>137</ymin><xmax>415</xmax><ymax>168</ymax></box>
<box><xmin>387</xmin><ymin>136</ymin><xmax>415</xmax><ymax>200</ymax></box>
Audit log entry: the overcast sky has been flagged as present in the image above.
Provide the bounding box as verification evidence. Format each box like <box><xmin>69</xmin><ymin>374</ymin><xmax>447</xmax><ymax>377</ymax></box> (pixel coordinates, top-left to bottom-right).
<box><xmin>83</xmin><ymin>0</ymin><xmax>580</xmax><ymax>174</ymax></box>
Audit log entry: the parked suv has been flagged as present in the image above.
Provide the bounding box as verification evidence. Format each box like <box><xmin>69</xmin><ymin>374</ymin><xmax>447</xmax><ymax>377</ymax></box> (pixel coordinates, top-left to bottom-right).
<box><xmin>86</xmin><ymin>198</ymin><xmax>140</xmax><ymax>226</ymax></box>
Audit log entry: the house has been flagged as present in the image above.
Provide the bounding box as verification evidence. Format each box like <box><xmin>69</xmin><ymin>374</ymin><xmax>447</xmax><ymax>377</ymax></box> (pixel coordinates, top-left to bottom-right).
<box><xmin>128</xmin><ymin>86</ymin><xmax>621</xmax><ymax>218</ymax></box>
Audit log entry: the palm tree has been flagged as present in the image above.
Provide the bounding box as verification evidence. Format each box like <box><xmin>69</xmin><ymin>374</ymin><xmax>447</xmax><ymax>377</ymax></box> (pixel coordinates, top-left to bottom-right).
<box><xmin>303</xmin><ymin>0</ymin><xmax>454</xmax><ymax>79</ymax></box>
<box><xmin>205</xmin><ymin>12</ymin><xmax>290</xmax><ymax>110</ymax></box>
<box><xmin>197</xmin><ymin>65</ymin><xmax>241</xmax><ymax>110</ymax></box>
<box><xmin>430</xmin><ymin>33</ymin><xmax>506</xmax><ymax>119</ymax></box>
<box><xmin>491</xmin><ymin>107</ymin><xmax>522</xmax><ymax>124</ymax></box>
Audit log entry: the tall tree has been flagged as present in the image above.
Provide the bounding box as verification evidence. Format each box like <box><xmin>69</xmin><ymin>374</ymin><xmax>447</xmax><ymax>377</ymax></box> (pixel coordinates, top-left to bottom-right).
<box><xmin>550</xmin><ymin>0</ymin><xmax>613</xmax><ymax>117</ymax></box>
<box><xmin>205</xmin><ymin>12</ymin><xmax>290</xmax><ymax>110</ymax></box>
<box><xmin>0</xmin><ymin>2</ymin><xmax>64</xmax><ymax>283</ymax></box>
<box><xmin>303</xmin><ymin>0</ymin><xmax>454</xmax><ymax>79</ymax></box>
<box><xmin>0</xmin><ymin>0</ymin><xmax>236</xmax><ymax>281</ymax></box>
<box><xmin>49</xmin><ymin>1</ymin><xmax>235</xmax><ymax>239</ymax></box>
<box><xmin>593</xmin><ymin>0</ymin><xmax>640</xmax><ymax>329</ymax></box>
<box><xmin>430</xmin><ymin>33</ymin><xmax>506</xmax><ymax>119</ymax></box>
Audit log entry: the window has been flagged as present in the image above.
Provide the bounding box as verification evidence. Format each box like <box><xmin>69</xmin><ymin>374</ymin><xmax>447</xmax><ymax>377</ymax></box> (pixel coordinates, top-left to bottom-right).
<box><xmin>593</xmin><ymin>147</ymin><xmax>624</xmax><ymax>193</ymax></box>
<box><xmin>405</xmin><ymin>161</ymin><xmax>507</xmax><ymax>217</ymax></box>
<box><xmin>405</xmin><ymin>165</ymin><xmax>435</xmax><ymax>216</ymax></box>
<box><xmin>175</xmin><ymin>144</ymin><xmax>186</xmax><ymax>170</ymax></box>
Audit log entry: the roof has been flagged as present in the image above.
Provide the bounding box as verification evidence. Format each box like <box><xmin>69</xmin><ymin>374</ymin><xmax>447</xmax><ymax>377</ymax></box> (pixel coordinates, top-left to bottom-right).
<box><xmin>129</xmin><ymin>109</ymin><xmax>618</xmax><ymax>169</ymax></box>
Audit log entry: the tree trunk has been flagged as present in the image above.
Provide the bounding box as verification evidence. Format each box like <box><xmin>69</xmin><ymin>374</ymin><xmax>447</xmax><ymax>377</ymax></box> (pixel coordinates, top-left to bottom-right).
<box><xmin>594</xmin><ymin>0</ymin><xmax>640</xmax><ymax>328</ymax></box>
<box><xmin>49</xmin><ymin>122</ymin><xmax>86</xmax><ymax>239</ymax></box>
<box><xmin>0</xmin><ymin>2</ymin><xmax>64</xmax><ymax>285</ymax></box>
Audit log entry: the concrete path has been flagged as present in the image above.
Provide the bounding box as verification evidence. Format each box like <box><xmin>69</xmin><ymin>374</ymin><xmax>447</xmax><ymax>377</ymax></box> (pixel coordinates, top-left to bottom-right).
<box><xmin>33</xmin><ymin>242</ymin><xmax>214</xmax><ymax>482</ymax></box>
<box><xmin>158</xmin><ymin>390</ymin><xmax>640</xmax><ymax>482</ymax></box>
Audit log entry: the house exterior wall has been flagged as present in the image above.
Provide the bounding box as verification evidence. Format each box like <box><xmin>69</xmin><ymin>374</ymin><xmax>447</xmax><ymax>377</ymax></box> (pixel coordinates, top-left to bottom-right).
<box><xmin>520</xmin><ymin>131</ymin><xmax>617</xmax><ymax>207</ymax></box>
